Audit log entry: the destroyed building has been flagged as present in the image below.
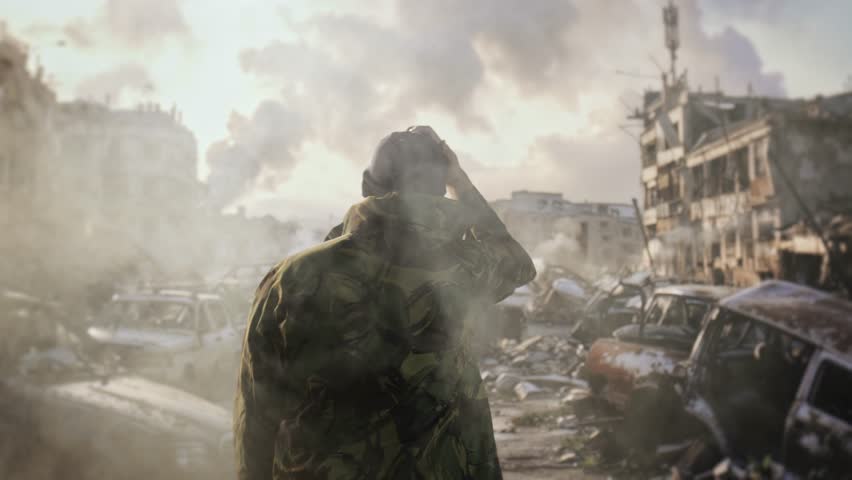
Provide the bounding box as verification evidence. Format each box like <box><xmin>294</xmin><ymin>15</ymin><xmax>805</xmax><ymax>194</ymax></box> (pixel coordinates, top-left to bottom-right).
<box><xmin>0</xmin><ymin>31</ymin><xmax>299</xmax><ymax>299</ymax></box>
<box><xmin>49</xmin><ymin>100</ymin><xmax>206</xmax><ymax>280</ymax></box>
<box><xmin>638</xmin><ymin>73</ymin><xmax>852</xmax><ymax>287</ymax></box>
<box><xmin>0</xmin><ymin>32</ymin><xmax>59</xmax><ymax>292</ymax></box>
<box><xmin>492</xmin><ymin>190</ymin><xmax>643</xmax><ymax>274</ymax></box>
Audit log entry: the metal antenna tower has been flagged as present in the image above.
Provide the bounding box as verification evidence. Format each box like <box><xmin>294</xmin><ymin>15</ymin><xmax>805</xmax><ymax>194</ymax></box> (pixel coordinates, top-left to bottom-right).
<box><xmin>663</xmin><ymin>1</ymin><xmax>680</xmax><ymax>83</ymax></box>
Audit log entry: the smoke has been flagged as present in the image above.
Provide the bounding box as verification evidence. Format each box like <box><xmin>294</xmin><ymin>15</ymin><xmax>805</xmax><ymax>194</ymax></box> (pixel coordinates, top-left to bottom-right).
<box><xmin>102</xmin><ymin>0</ymin><xmax>190</xmax><ymax>47</ymax></box>
<box><xmin>74</xmin><ymin>64</ymin><xmax>155</xmax><ymax>104</ymax></box>
<box><xmin>203</xmin><ymin>0</ymin><xmax>786</xmax><ymax>211</ymax></box>
<box><xmin>535</xmin><ymin>233</ymin><xmax>581</xmax><ymax>266</ymax></box>
<box><xmin>206</xmin><ymin>100</ymin><xmax>310</xmax><ymax>210</ymax></box>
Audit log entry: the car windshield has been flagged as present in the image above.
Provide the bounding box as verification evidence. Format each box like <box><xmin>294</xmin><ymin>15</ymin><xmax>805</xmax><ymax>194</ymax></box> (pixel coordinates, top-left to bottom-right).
<box><xmin>102</xmin><ymin>300</ymin><xmax>195</xmax><ymax>330</ymax></box>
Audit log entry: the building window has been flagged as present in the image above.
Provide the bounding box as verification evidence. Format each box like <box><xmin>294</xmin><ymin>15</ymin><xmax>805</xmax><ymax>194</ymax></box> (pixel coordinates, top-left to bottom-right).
<box><xmin>754</xmin><ymin>139</ymin><xmax>769</xmax><ymax>178</ymax></box>
<box><xmin>642</xmin><ymin>141</ymin><xmax>657</xmax><ymax>167</ymax></box>
<box><xmin>645</xmin><ymin>187</ymin><xmax>658</xmax><ymax>208</ymax></box>
<box><xmin>758</xmin><ymin>223</ymin><xmax>775</xmax><ymax>242</ymax></box>
<box><xmin>691</xmin><ymin>166</ymin><xmax>704</xmax><ymax>200</ymax></box>
<box><xmin>602</xmin><ymin>235</ymin><xmax>611</xmax><ymax>242</ymax></box>
<box><xmin>600</xmin><ymin>221</ymin><xmax>609</xmax><ymax>229</ymax></box>
<box><xmin>622</xmin><ymin>227</ymin><xmax>632</xmax><ymax>237</ymax></box>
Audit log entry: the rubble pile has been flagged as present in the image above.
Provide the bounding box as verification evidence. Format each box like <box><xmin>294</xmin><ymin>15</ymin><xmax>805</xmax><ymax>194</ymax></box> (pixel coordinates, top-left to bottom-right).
<box><xmin>481</xmin><ymin>335</ymin><xmax>585</xmax><ymax>397</ymax></box>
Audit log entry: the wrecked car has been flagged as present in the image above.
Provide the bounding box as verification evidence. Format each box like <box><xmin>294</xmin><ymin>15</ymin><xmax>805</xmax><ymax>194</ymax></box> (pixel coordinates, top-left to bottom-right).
<box><xmin>0</xmin><ymin>289</ymin><xmax>234</xmax><ymax>480</ymax></box>
<box><xmin>527</xmin><ymin>276</ymin><xmax>589</xmax><ymax>324</ymax></box>
<box><xmin>674</xmin><ymin>281</ymin><xmax>852</xmax><ymax>478</ymax></box>
<box><xmin>86</xmin><ymin>289</ymin><xmax>242</xmax><ymax>398</ymax></box>
<box><xmin>580</xmin><ymin>285</ymin><xmax>735</xmax><ymax>411</ymax></box>
<box><xmin>494</xmin><ymin>283</ymin><xmax>537</xmax><ymax>339</ymax></box>
<box><xmin>571</xmin><ymin>271</ymin><xmax>674</xmax><ymax>344</ymax></box>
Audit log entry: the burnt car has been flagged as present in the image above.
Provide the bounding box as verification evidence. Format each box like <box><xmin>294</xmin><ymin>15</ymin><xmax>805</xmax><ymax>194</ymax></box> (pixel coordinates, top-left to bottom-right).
<box><xmin>527</xmin><ymin>275</ymin><xmax>589</xmax><ymax>324</ymax></box>
<box><xmin>581</xmin><ymin>284</ymin><xmax>736</xmax><ymax>411</ymax></box>
<box><xmin>0</xmin><ymin>289</ymin><xmax>234</xmax><ymax>480</ymax></box>
<box><xmin>571</xmin><ymin>271</ymin><xmax>675</xmax><ymax>345</ymax></box>
<box><xmin>675</xmin><ymin>281</ymin><xmax>852</xmax><ymax>478</ymax></box>
<box><xmin>86</xmin><ymin>289</ymin><xmax>242</xmax><ymax>398</ymax></box>
<box><xmin>494</xmin><ymin>283</ymin><xmax>537</xmax><ymax>339</ymax></box>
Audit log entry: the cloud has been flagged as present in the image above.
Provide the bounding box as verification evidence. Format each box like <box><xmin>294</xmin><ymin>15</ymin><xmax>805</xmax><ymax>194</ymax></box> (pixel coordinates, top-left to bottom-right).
<box><xmin>676</xmin><ymin>1</ymin><xmax>786</xmax><ymax>96</ymax></box>
<box><xmin>102</xmin><ymin>0</ymin><xmax>189</xmax><ymax>46</ymax></box>
<box><xmin>466</xmin><ymin>132</ymin><xmax>640</xmax><ymax>204</ymax></box>
<box><xmin>62</xmin><ymin>19</ymin><xmax>96</xmax><ymax>48</ymax></box>
<box><xmin>205</xmin><ymin>100</ymin><xmax>310</xmax><ymax>210</ymax></box>
<box><xmin>211</xmin><ymin>0</ymin><xmax>785</xmax><ymax>213</ymax></box>
<box><xmin>699</xmin><ymin>0</ymin><xmax>792</xmax><ymax>21</ymax></box>
<box><xmin>74</xmin><ymin>64</ymin><xmax>155</xmax><ymax>104</ymax></box>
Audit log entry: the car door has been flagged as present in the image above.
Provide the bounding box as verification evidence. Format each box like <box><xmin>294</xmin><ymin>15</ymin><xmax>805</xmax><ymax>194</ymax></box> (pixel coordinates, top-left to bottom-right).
<box><xmin>784</xmin><ymin>352</ymin><xmax>852</xmax><ymax>477</ymax></box>
<box><xmin>651</xmin><ymin>295</ymin><xmax>696</xmax><ymax>348</ymax></box>
<box><xmin>698</xmin><ymin>311</ymin><xmax>811</xmax><ymax>459</ymax></box>
<box><xmin>199</xmin><ymin>300</ymin><xmax>241</xmax><ymax>378</ymax></box>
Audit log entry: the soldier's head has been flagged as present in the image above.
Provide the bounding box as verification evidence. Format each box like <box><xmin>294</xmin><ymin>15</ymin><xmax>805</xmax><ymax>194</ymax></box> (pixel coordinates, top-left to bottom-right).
<box><xmin>362</xmin><ymin>126</ymin><xmax>449</xmax><ymax>198</ymax></box>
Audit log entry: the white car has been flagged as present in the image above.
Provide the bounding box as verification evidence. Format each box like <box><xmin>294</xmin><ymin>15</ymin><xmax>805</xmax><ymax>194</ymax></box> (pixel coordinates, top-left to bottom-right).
<box><xmin>87</xmin><ymin>289</ymin><xmax>243</xmax><ymax>398</ymax></box>
<box><xmin>1</xmin><ymin>288</ymin><xmax>234</xmax><ymax>480</ymax></box>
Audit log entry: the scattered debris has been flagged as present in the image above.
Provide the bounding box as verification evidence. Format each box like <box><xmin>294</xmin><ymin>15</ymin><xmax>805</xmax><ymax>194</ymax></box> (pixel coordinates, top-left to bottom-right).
<box><xmin>557</xmin><ymin>451</ymin><xmax>577</xmax><ymax>463</ymax></box>
<box><xmin>514</xmin><ymin>381</ymin><xmax>547</xmax><ymax>401</ymax></box>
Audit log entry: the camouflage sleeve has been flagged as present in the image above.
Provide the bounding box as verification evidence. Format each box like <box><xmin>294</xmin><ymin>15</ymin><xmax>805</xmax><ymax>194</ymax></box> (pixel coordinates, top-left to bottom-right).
<box><xmin>324</xmin><ymin>223</ymin><xmax>344</xmax><ymax>241</ymax></box>
<box><xmin>234</xmin><ymin>268</ymin><xmax>285</xmax><ymax>480</ymax></box>
<box><xmin>454</xmin><ymin>182</ymin><xmax>536</xmax><ymax>302</ymax></box>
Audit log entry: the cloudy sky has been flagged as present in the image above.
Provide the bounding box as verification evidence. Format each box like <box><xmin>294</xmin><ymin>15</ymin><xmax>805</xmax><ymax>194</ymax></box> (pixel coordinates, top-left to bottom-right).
<box><xmin>2</xmin><ymin>0</ymin><xmax>851</xmax><ymax>225</ymax></box>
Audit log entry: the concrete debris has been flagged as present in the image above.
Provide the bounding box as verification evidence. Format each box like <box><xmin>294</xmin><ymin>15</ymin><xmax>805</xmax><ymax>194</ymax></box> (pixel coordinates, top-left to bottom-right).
<box><xmin>712</xmin><ymin>458</ymin><xmax>747</xmax><ymax>479</ymax></box>
<box><xmin>513</xmin><ymin>381</ymin><xmax>546</xmax><ymax>401</ymax></box>
<box><xmin>523</xmin><ymin>374</ymin><xmax>587</xmax><ymax>389</ymax></box>
<box><xmin>494</xmin><ymin>373</ymin><xmax>522</xmax><ymax>395</ymax></box>
<box><xmin>481</xmin><ymin>357</ymin><xmax>499</xmax><ymax>367</ymax></box>
<box><xmin>511</xmin><ymin>335</ymin><xmax>543</xmax><ymax>354</ymax></box>
<box><xmin>557</xmin><ymin>451</ymin><xmax>577</xmax><ymax>463</ymax></box>
<box><xmin>555</xmin><ymin>415</ymin><xmax>577</xmax><ymax>429</ymax></box>
<box><xmin>561</xmin><ymin>388</ymin><xmax>592</xmax><ymax>404</ymax></box>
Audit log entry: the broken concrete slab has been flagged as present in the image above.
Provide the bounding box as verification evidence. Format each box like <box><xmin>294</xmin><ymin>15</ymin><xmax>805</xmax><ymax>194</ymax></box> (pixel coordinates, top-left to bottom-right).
<box><xmin>523</xmin><ymin>374</ymin><xmax>588</xmax><ymax>390</ymax></box>
<box><xmin>514</xmin><ymin>381</ymin><xmax>547</xmax><ymax>401</ymax></box>
<box><xmin>557</xmin><ymin>451</ymin><xmax>577</xmax><ymax>463</ymax></box>
<box><xmin>512</xmin><ymin>335</ymin><xmax>543</xmax><ymax>354</ymax></box>
<box><xmin>496</xmin><ymin>373</ymin><xmax>523</xmax><ymax>394</ymax></box>
<box><xmin>560</xmin><ymin>388</ymin><xmax>592</xmax><ymax>404</ymax></box>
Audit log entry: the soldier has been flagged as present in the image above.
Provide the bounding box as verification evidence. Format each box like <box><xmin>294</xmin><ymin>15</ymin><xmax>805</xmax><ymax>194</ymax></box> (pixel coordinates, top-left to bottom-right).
<box><xmin>235</xmin><ymin>126</ymin><xmax>535</xmax><ymax>480</ymax></box>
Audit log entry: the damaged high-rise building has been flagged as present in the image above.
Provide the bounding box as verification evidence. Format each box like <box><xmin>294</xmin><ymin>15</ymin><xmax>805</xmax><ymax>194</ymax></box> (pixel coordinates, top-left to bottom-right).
<box><xmin>637</xmin><ymin>72</ymin><xmax>852</xmax><ymax>287</ymax></box>
<box><xmin>492</xmin><ymin>190</ymin><xmax>644</xmax><ymax>275</ymax></box>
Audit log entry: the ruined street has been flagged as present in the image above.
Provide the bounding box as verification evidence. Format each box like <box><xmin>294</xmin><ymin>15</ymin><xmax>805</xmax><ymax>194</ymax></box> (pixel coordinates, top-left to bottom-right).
<box><xmin>3</xmin><ymin>1</ymin><xmax>852</xmax><ymax>479</ymax></box>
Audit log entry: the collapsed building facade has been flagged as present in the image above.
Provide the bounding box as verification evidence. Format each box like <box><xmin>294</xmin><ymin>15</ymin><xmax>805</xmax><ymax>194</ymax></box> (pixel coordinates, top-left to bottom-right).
<box><xmin>0</xmin><ymin>31</ymin><xmax>302</xmax><ymax>302</ymax></box>
<box><xmin>638</xmin><ymin>73</ymin><xmax>852</xmax><ymax>288</ymax></box>
<box><xmin>492</xmin><ymin>190</ymin><xmax>643</xmax><ymax>275</ymax></box>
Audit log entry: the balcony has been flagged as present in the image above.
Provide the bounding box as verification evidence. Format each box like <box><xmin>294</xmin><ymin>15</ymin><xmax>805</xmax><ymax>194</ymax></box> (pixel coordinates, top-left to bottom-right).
<box><xmin>690</xmin><ymin>202</ymin><xmax>703</xmax><ymax>221</ymax></box>
<box><xmin>655</xmin><ymin>200</ymin><xmax>684</xmax><ymax>220</ymax></box>
<box><xmin>643</xmin><ymin>207</ymin><xmax>657</xmax><ymax>226</ymax></box>
<box><xmin>657</xmin><ymin>146</ymin><xmax>684</xmax><ymax>166</ymax></box>
<box><xmin>749</xmin><ymin>177</ymin><xmax>774</xmax><ymax>204</ymax></box>
<box><xmin>692</xmin><ymin>192</ymin><xmax>750</xmax><ymax>219</ymax></box>
<box><xmin>641</xmin><ymin>165</ymin><xmax>657</xmax><ymax>183</ymax></box>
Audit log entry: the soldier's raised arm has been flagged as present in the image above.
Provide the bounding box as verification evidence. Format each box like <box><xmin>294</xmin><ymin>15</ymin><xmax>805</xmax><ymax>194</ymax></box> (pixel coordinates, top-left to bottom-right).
<box><xmin>441</xmin><ymin>141</ymin><xmax>536</xmax><ymax>302</ymax></box>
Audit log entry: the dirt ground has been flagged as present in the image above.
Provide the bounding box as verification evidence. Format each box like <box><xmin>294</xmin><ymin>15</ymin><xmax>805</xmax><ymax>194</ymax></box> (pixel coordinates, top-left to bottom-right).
<box><xmin>493</xmin><ymin>398</ymin><xmax>608</xmax><ymax>480</ymax></box>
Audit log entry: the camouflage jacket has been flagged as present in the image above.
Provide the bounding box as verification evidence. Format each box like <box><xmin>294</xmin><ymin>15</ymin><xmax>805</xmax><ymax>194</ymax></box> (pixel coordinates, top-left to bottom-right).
<box><xmin>235</xmin><ymin>192</ymin><xmax>535</xmax><ymax>480</ymax></box>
